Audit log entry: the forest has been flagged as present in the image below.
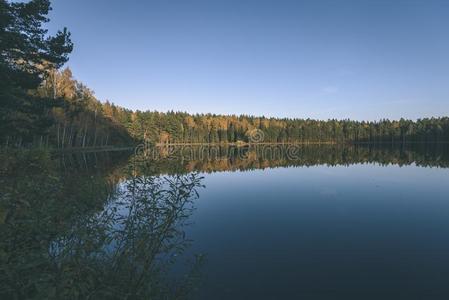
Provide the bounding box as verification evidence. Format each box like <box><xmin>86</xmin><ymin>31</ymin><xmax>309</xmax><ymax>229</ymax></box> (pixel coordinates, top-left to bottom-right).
<box><xmin>1</xmin><ymin>0</ymin><xmax>449</xmax><ymax>150</ymax></box>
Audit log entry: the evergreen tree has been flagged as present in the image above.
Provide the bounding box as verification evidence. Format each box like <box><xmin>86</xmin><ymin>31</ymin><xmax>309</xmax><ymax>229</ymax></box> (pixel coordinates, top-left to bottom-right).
<box><xmin>0</xmin><ymin>0</ymin><xmax>72</xmax><ymax>145</ymax></box>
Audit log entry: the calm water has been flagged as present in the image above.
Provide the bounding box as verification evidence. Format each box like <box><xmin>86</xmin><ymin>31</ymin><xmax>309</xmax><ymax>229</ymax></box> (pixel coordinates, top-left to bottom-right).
<box><xmin>2</xmin><ymin>144</ymin><xmax>449</xmax><ymax>299</ymax></box>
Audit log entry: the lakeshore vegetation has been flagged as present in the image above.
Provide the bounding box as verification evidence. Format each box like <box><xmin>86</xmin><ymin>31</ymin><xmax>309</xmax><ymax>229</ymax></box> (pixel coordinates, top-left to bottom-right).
<box><xmin>1</xmin><ymin>0</ymin><xmax>449</xmax><ymax>150</ymax></box>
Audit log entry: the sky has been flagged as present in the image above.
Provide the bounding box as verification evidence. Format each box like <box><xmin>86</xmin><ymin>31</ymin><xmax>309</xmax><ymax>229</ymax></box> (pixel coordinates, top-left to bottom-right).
<box><xmin>45</xmin><ymin>0</ymin><xmax>449</xmax><ymax>120</ymax></box>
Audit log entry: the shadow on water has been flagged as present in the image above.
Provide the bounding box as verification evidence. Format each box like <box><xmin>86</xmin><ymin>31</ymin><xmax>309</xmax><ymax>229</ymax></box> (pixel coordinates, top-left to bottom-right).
<box><xmin>1</xmin><ymin>143</ymin><xmax>449</xmax><ymax>299</ymax></box>
<box><xmin>0</xmin><ymin>150</ymin><xmax>205</xmax><ymax>299</ymax></box>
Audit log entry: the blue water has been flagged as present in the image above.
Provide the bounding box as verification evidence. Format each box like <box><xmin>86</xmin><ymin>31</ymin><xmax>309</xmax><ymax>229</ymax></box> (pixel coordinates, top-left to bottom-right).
<box><xmin>4</xmin><ymin>146</ymin><xmax>449</xmax><ymax>299</ymax></box>
<box><xmin>181</xmin><ymin>164</ymin><xmax>449</xmax><ymax>299</ymax></box>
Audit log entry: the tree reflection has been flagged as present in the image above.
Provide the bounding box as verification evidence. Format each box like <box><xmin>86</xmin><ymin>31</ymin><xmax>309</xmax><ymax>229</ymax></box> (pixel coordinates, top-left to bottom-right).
<box><xmin>2</xmin><ymin>143</ymin><xmax>449</xmax><ymax>298</ymax></box>
<box><xmin>0</xmin><ymin>151</ymin><xmax>204</xmax><ymax>299</ymax></box>
<box><xmin>137</xmin><ymin>143</ymin><xmax>449</xmax><ymax>175</ymax></box>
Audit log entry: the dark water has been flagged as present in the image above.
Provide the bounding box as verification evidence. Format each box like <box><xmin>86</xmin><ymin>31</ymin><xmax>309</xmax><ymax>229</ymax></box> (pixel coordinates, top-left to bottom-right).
<box><xmin>1</xmin><ymin>144</ymin><xmax>449</xmax><ymax>299</ymax></box>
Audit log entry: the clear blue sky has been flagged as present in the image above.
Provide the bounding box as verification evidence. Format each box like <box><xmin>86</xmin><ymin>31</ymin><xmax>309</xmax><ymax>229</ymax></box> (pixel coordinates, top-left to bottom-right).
<box><xmin>46</xmin><ymin>0</ymin><xmax>449</xmax><ymax>120</ymax></box>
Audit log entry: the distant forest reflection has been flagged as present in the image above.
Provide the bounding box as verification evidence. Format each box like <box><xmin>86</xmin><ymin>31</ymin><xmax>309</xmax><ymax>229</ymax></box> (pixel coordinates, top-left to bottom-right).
<box><xmin>133</xmin><ymin>143</ymin><xmax>449</xmax><ymax>174</ymax></box>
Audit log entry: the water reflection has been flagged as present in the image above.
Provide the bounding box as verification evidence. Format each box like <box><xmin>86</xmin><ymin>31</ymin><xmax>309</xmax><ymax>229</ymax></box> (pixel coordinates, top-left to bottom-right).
<box><xmin>0</xmin><ymin>151</ymin><xmax>204</xmax><ymax>299</ymax></box>
<box><xmin>1</xmin><ymin>143</ymin><xmax>449</xmax><ymax>299</ymax></box>
<box><xmin>136</xmin><ymin>143</ymin><xmax>449</xmax><ymax>174</ymax></box>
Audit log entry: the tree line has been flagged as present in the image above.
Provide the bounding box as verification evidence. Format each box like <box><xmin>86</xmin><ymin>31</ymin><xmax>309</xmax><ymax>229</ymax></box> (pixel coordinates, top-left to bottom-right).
<box><xmin>1</xmin><ymin>0</ymin><xmax>448</xmax><ymax>149</ymax></box>
<box><xmin>120</xmin><ymin>110</ymin><xmax>449</xmax><ymax>145</ymax></box>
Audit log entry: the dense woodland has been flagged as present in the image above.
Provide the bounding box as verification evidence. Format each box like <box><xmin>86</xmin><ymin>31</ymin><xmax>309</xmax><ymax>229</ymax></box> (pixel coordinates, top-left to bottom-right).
<box><xmin>120</xmin><ymin>110</ymin><xmax>449</xmax><ymax>145</ymax></box>
<box><xmin>0</xmin><ymin>0</ymin><xmax>132</xmax><ymax>148</ymax></box>
<box><xmin>1</xmin><ymin>0</ymin><xmax>449</xmax><ymax>150</ymax></box>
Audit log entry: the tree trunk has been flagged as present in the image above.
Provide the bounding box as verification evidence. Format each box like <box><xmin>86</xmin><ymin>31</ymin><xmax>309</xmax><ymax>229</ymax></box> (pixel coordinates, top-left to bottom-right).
<box><xmin>62</xmin><ymin>122</ymin><xmax>66</xmax><ymax>149</ymax></box>
<box><xmin>57</xmin><ymin>123</ymin><xmax>60</xmax><ymax>148</ymax></box>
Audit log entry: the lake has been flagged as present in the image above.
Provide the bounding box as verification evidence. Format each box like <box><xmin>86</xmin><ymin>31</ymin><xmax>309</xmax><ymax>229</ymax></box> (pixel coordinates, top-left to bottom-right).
<box><xmin>1</xmin><ymin>144</ymin><xmax>449</xmax><ymax>299</ymax></box>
